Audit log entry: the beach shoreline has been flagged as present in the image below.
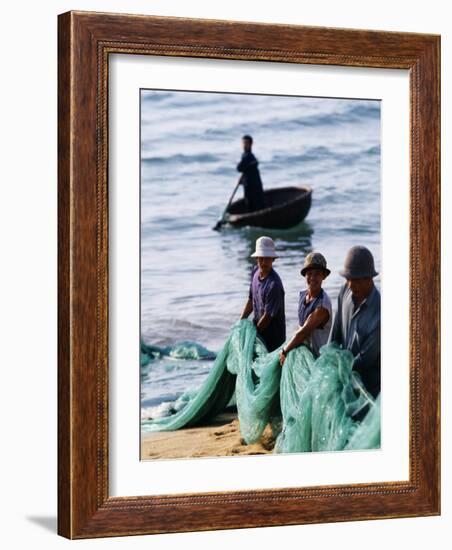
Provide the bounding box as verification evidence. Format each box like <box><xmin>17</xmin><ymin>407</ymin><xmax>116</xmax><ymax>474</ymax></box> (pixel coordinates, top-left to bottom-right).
<box><xmin>141</xmin><ymin>411</ymin><xmax>275</xmax><ymax>460</ymax></box>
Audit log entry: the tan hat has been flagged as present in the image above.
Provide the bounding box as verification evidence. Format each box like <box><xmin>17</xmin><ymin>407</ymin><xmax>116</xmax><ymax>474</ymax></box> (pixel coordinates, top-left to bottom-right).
<box><xmin>300</xmin><ymin>252</ymin><xmax>330</xmax><ymax>277</ymax></box>
<box><xmin>250</xmin><ymin>236</ymin><xmax>278</xmax><ymax>258</ymax></box>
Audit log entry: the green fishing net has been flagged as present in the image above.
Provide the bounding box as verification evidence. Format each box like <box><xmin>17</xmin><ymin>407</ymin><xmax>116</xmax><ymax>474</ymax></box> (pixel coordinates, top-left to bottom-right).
<box><xmin>142</xmin><ymin>319</ymin><xmax>380</xmax><ymax>452</ymax></box>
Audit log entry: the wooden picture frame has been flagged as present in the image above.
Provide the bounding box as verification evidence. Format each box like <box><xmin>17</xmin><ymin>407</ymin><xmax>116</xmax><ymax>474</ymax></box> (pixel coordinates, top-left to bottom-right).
<box><xmin>58</xmin><ymin>11</ymin><xmax>440</xmax><ymax>539</ymax></box>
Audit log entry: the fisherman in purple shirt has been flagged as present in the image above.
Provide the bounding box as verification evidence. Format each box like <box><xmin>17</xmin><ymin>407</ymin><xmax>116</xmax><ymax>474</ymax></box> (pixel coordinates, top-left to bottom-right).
<box><xmin>240</xmin><ymin>236</ymin><xmax>286</xmax><ymax>352</ymax></box>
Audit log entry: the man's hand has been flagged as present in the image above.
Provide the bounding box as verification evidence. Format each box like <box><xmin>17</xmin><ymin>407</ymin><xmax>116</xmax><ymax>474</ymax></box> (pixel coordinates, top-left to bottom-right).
<box><xmin>240</xmin><ymin>298</ymin><xmax>253</xmax><ymax>320</ymax></box>
<box><xmin>279</xmin><ymin>352</ymin><xmax>286</xmax><ymax>366</ymax></box>
<box><xmin>256</xmin><ymin>312</ymin><xmax>272</xmax><ymax>332</ymax></box>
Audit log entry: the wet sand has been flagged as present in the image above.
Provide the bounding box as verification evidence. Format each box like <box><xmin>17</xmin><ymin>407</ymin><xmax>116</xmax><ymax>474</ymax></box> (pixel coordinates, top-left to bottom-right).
<box><xmin>141</xmin><ymin>411</ymin><xmax>275</xmax><ymax>460</ymax></box>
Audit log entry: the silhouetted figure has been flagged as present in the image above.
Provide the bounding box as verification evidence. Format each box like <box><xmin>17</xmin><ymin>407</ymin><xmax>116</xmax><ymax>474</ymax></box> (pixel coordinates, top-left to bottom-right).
<box><xmin>237</xmin><ymin>135</ymin><xmax>266</xmax><ymax>212</ymax></box>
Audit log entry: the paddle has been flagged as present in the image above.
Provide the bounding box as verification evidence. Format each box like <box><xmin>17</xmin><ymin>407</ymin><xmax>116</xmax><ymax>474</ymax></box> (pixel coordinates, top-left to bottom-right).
<box><xmin>212</xmin><ymin>176</ymin><xmax>242</xmax><ymax>231</ymax></box>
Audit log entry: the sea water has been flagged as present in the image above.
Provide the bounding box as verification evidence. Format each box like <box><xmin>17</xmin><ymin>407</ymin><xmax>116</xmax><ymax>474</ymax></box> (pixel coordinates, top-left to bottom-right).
<box><xmin>140</xmin><ymin>90</ymin><xmax>380</xmax><ymax>424</ymax></box>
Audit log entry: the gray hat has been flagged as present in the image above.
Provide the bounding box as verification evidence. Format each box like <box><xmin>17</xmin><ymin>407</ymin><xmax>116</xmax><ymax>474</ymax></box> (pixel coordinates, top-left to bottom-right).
<box><xmin>339</xmin><ymin>246</ymin><xmax>378</xmax><ymax>279</ymax></box>
<box><xmin>301</xmin><ymin>252</ymin><xmax>331</xmax><ymax>277</ymax></box>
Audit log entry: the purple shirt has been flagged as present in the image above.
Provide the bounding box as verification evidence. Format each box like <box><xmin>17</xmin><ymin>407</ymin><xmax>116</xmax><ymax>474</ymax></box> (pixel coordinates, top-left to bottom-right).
<box><xmin>249</xmin><ymin>266</ymin><xmax>286</xmax><ymax>352</ymax></box>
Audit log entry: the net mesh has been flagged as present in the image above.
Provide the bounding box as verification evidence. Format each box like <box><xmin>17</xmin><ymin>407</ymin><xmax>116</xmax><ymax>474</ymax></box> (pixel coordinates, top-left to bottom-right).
<box><xmin>142</xmin><ymin>320</ymin><xmax>380</xmax><ymax>452</ymax></box>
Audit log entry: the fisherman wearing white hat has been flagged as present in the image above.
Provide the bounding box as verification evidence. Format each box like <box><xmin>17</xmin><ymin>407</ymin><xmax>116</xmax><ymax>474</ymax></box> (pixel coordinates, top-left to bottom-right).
<box><xmin>240</xmin><ymin>236</ymin><xmax>286</xmax><ymax>352</ymax></box>
<box><xmin>279</xmin><ymin>252</ymin><xmax>332</xmax><ymax>365</ymax></box>
<box><xmin>329</xmin><ymin>246</ymin><xmax>381</xmax><ymax>398</ymax></box>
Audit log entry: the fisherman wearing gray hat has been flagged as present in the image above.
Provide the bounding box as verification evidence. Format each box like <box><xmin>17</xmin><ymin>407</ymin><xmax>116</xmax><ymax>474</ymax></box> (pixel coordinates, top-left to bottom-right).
<box><xmin>329</xmin><ymin>246</ymin><xmax>381</xmax><ymax>398</ymax></box>
<box><xmin>240</xmin><ymin>236</ymin><xmax>286</xmax><ymax>352</ymax></box>
<box><xmin>279</xmin><ymin>252</ymin><xmax>332</xmax><ymax>364</ymax></box>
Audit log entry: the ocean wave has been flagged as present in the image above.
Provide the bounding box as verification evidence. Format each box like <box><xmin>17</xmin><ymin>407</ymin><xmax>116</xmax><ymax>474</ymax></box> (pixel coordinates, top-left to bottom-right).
<box><xmin>141</xmin><ymin>90</ymin><xmax>222</xmax><ymax>109</ymax></box>
<box><xmin>147</xmin><ymin>368</ymin><xmax>211</xmax><ymax>387</ymax></box>
<box><xmin>347</xmin><ymin>102</ymin><xmax>381</xmax><ymax>119</ymax></box>
<box><xmin>272</xmin><ymin>146</ymin><xmax>332</xmax><ymax>164</ymax></box>
<box><xmin>141</xmin><ymin>91</ymin><xmax>173</xmax><ymax>103</ymax></box>
<box><xmin>141</xmin><ymin>339</ymin><xmax>216</xmax><ymax>362</ymax></box>
<box><xmin>141</xmin><ymin>389</ymin><xmax>198</xmax><ymax>421</ymax></box>
<box><xmin>142</xmin><ymin>152</ymin><xmax>220</xmax><ymax>164</ymax></box>
<box><xmin>274</xmin><ymin>103</ymin><xmax>380</xmax><ymax>130</ymax></box>
<box><xmin>303</xmin><ymin>102</ymin><xmax>380</xmax><ymax>126</ymax></box>
<box><xmin>366</xmin><ymin>145</ymin><xmax>381</xmax><ymax>156</ymax></box>
<box><xmin>270</xmin><ymin>144</ymin><xmax>379</xmax><ymax>167</ymax></box>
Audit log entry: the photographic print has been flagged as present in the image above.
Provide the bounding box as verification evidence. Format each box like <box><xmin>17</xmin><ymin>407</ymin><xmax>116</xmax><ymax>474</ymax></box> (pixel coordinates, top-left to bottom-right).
<box><xmin>140</xmin><ymin>89</ymin><xmax>381</xmax><ymax>460</ymax></box>
<box><xmin>58</xmin><ymin>12</ymin><xmax>440</xmax><ymax>536</ymax></box>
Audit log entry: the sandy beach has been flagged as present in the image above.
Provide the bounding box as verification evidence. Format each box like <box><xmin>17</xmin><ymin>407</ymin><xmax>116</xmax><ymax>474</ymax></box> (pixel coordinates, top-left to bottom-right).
<box><xmin>141</xmin><ymin>411</ymin><xmax>275</xmax><ymax>460</ymax></box>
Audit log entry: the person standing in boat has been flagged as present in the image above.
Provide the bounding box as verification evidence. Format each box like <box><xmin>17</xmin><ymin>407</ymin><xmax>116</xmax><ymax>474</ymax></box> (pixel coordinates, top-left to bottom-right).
<box><xmin>279</xmin><ymin>252</ymin><xmax>332</xmax><ymax>366</ymax></box>
<box><xmin>329</xmin><ymin>246</ymin><xmax>381</xmax><ymax>399</ymax></box>
<box><xmin>237</xmin><ymin>134</ymin><xmax>266</xmax><ymax>212</ymax></box>
<box><xmin>240</xmin><ymin>236</ymin><xmax>286</xmax><ymax>352</ymax></box>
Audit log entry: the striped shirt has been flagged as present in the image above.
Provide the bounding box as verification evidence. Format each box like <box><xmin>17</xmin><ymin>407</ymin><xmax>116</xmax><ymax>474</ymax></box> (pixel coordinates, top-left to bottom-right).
<box><xmin>298</xmin><ymin>288</ymin><xmax>332</xmax><ymax>357</ymax></box>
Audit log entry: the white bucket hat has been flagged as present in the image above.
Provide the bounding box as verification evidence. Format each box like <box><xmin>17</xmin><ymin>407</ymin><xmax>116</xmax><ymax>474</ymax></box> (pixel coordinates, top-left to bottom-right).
<box><xmin>250</xmin><ymin>236</ymin><xmax>278</xmax><ymax>258</ymax></box>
